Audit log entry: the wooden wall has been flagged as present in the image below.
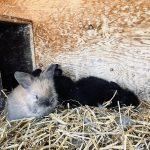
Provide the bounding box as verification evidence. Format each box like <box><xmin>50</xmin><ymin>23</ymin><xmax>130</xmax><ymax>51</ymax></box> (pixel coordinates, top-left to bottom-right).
<box><xmin>0</xmin><ymin>0</ymin><xmax>149</xmax><ymax>101</ymax></box>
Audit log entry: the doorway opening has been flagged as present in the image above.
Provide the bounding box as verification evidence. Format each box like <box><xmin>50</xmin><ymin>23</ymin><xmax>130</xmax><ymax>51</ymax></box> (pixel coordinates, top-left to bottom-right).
<box><xmin>0</xmin><ymin>20</ymin><xmax>35</xmax><ymax>91</ymax></box>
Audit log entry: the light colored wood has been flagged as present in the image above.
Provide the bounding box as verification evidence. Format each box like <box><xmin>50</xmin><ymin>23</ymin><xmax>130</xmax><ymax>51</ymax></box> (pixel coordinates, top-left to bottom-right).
<box><xmin>0</xmin><ymin>0</ymin><xmax>149</xmax><ymax>101</ymax></box>
<box><xmin>53</xmin><ymin>34</ymin><xmax>150</xmax><ymax>101</ymax></box>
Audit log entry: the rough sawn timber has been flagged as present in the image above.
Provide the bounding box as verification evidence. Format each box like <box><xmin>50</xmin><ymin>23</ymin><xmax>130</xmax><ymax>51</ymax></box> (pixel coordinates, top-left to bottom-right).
<box><xmin>0</xmin><ymin>0</ymin><xmax>149</xmax><ymax>101</ymax></box>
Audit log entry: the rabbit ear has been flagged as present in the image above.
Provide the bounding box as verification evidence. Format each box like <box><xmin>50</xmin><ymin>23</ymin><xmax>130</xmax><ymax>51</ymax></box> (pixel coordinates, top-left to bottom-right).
<box><xmin>32</xmin><ymin>69</ymin><xmax>42</xmax><ymax>77</ymax></box>
<box><xmin>40</xmin><ymin>64</ymin><xmax>57</xmax><ymax>79</ymax></box>
<box><xmin>14</xmin><ymin>72</ymin><xmax>34</xmax><ymax>89</ymax></box>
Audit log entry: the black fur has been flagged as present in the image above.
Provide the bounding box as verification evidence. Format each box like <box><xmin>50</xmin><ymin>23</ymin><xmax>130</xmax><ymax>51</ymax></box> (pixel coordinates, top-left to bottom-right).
<box><xmin>32</xmin><ymin>64</ymin><xmax>140</xmax><ymax>108</ymax></box>
<box><xmin>32</xmin><ymin>69</ymin><xmax>42</xmax><ymax>77</ymax></box>
<box><xmin>54</xmin><ymin>65</ymin><xmax>140</xmax><ymax>108</ymax></box>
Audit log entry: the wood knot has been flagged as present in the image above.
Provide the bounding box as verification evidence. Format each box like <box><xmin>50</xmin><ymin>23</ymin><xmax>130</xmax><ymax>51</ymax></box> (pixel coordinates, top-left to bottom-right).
<box><xmin>110</xmin><ymin>68</ymin><xmax>114</xmax><ymax>72</ymax></box>
<box><xmin>88</xmin><ymin>24</ymin><xmax>94</xmax><ymax>30</ymax></box>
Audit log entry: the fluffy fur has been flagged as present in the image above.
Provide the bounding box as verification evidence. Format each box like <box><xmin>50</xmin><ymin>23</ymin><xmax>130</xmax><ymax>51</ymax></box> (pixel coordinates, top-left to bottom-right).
<box><xmin>70</xmin><ymin>77</ymin><xmax>140</xmax><ymax>107</ymax></box>
<box><xmin>7</xmin><ymin>64</ymin><xmax>58</xmax><ymax>121</ymax></box>
<box><xmin>33</xmin><ymin>64</ymin><xmax>140</xmax><ymax>108</ymax></box>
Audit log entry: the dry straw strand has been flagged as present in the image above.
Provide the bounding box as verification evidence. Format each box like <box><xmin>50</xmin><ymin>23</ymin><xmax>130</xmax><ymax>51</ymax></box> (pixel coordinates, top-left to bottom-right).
<box><xmin>0</xmin><ymin>100</ymin><xmax>150</xmax><ymax>149</ymax></box>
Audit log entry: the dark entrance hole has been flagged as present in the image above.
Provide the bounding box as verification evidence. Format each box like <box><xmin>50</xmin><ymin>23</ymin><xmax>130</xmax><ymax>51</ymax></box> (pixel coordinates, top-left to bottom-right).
<box><xmin>0</xmin><ymin>21</ymin><xmax>35</xmax><ymax>91</ymax></box>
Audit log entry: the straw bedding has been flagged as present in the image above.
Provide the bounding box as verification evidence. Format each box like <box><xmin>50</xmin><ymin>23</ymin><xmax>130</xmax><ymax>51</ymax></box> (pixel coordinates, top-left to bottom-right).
<box><xmin>0</xmin><ymin>101</ymin><xmax>150</xmax><ymax>150</ymax></box>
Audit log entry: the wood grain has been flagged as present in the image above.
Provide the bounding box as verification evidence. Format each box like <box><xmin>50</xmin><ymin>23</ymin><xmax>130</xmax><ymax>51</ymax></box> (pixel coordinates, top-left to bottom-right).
<box><xmin>0</xmin><ymin>0</ymin><xmax>149</xmax><ymax>101</ymax></box>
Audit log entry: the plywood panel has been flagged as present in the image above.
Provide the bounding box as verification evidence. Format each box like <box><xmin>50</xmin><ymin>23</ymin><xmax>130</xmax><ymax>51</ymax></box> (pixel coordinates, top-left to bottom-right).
<box><xmin>0</xmin><ymin>0</ymin><xmax>149</xmax><ymax>101</ymax></box>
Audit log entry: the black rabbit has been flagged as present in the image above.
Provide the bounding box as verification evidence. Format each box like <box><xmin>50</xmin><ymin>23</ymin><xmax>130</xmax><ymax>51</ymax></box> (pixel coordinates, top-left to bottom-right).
<box><xmin>33</xmin><ymin>64</ymin><xmax>140</xmax><ymax>108</ymax></box>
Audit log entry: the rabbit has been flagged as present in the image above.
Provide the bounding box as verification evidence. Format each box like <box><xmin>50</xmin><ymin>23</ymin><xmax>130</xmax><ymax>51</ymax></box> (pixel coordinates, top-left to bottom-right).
<box><xmin>7</xmin><ymin>64</ymin><xmax>58</xmax><ymax>121</ymax></box>
<box><xmin>31</xmin><ymin>64</ymin><xmax>140</xmax><ymax>108</ymax></box>
<box><xmin>54</xmin><ymin>64</ymin><xmax>140</xmax><ymax>108</ymax></box>
<box><xmin>69</xmin><ymin>77</ymin><xmax>140</xmax><ymax>108</ymax></box>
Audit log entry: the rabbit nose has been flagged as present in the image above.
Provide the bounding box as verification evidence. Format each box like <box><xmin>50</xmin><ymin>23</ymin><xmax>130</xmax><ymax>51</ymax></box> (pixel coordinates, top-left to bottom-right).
<box><xmin>43</xmin><ymin>99</ymin><xmax>51</xmax><ymax>106</ymax></box>
<box><xmin>38</xmin><ymin>98</ymin><xmax>52</xmax><ymax>107</ymax></box>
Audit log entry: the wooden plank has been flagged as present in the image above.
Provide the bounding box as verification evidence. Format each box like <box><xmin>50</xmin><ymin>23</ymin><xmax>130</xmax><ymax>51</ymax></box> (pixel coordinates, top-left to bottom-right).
<box><xmin>0</xmin><ymin>0</ymin><xmax>149</xmax><ymax>101</ymax></box>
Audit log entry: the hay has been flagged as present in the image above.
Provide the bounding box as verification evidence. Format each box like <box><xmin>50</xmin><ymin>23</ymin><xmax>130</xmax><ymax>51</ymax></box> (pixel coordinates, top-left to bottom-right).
<box><xmin>0</xmin><ymin>101</ymin><xmax>150</xmax><ymax>150</ymax></box>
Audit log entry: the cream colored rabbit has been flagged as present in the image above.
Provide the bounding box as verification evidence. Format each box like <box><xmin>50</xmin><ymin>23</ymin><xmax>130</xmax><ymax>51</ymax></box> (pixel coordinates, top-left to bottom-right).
<box><xmin>7</xmin><ymin>64</ymin><xmax>58</xmax><ymax>121</ymax></box>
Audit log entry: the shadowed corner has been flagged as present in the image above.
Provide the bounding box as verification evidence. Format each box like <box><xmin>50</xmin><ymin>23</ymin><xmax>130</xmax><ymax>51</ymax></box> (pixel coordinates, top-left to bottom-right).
<box><xmin>0</xmin><ymin>97</ymin><xmax>5</xmax><ymax>112</ymax></box>
<box><xmin>0</xmin><ymin>20</ymin><xmax>35</xmax><ymax>91</ymax></box>
<box><xmin>0</xmin><ymin>72</ymin><xmax>5</xmax><ymax>112</ymax></box>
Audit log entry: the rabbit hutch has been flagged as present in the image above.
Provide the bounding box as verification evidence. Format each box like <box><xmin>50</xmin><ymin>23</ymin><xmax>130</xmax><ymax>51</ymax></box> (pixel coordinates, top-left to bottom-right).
<box><xmin>0</xmin><ymin>0</ymin><xmax>150</xmax><ymax>149</ymax></box>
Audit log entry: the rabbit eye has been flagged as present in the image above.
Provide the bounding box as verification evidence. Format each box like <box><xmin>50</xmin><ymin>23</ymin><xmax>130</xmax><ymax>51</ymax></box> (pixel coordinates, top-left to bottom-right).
<box><xmin>36</xmin><ymin>95</ymin><xmax>39</xmax><ymax>99</ymax></box>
